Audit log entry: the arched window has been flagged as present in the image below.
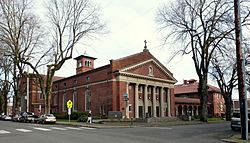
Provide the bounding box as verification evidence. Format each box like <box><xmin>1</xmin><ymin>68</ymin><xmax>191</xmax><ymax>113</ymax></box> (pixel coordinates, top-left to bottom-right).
<box><xmin>78</xmin><ymin>61</ymin><xmax>82</xmax><ymax>67</ymax></box>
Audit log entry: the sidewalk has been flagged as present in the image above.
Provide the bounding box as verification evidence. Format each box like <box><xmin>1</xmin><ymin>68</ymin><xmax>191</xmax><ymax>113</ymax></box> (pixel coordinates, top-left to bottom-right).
<box><xmin>56</xmin><ymin>119</ymin><xmax>223</xmax><ymax>129</ymax></box>
<box><xmin>56</xmin><ymin>119</ymin><xmax>250</xmax><ymax>142</ymax></box>
<box><xmin>222</xmin><ymin>134</ymin><xmax>250</xmax><ymax>143</ymax></box>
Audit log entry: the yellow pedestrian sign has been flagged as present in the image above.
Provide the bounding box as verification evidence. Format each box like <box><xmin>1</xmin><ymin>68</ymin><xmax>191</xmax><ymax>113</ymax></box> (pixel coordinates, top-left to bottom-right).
<box><xmin>67</xmin><ymin>100</ymin><xmax>73</xmax><ymax>109</ymax></box>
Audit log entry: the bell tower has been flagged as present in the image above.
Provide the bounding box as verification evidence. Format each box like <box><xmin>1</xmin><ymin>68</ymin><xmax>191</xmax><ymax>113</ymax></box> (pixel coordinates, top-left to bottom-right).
<box><xmin>74</xmin><ymin>54</ymin><xmax>96</xmax><ymax>74</ymax></box>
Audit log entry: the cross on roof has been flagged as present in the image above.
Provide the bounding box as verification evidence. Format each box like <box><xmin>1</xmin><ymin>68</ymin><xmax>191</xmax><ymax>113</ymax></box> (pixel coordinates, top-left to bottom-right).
<box><xmin>143</xmin><ymin>40</ymin><xmax>148</xmax><ymax>52</ymax></box>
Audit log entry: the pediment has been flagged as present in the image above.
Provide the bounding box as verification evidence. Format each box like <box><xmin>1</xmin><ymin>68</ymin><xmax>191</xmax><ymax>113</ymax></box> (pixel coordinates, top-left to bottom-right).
<box><xmin>120</xmin><ymin>59</ymin><xmax>177</xmax><ymax>82</ymax></box>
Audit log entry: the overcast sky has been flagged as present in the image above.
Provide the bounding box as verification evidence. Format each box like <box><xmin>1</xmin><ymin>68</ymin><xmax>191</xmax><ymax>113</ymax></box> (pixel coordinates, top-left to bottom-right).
<box><xmin>51</xmin><ymin>0</ymin><xmax>198</xmax><ymax>84</ymax></box>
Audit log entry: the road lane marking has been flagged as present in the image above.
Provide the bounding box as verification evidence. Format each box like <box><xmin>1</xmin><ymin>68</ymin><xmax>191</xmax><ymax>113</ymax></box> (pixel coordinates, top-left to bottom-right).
<box><xmin>0</xmin><ymin>130</ymin><xmax>11</xmax><ymax>134</ymax></box>
<box><xmin>79</xmin><ymin>127</ymin><xmax>96</xmax><ymax>130</ymax></box>
<box><xmin>50</xmin><ymin>127</ymin><xmax>68</xmax><ymax>131</ymax></box>
<box><xmin>33</xmin><ymin>127</ymin><xmax>52</xmax><ymax>131</ymax></box>
<box><xmin>16</xmin><ymin>129</ymin><xmax>32</xmax><ymax>132</ymax></box>
<box><xmin>65</xmin><ymin>127</ymin><xmax>82</xmax><ymax>130</ymax></box>
<box><xmin>158</xmin><ymin>127</ymin><xmax>172</xmax><ymax>130</ymax></box>
<box><xmin>145</xmin><ymin>127</ymin><xmax>172</xmax><ymax>130</ymax></box>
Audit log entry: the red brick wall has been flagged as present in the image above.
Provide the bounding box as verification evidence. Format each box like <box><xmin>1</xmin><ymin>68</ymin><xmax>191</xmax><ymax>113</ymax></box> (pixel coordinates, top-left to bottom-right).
<box><xmin>212</xmin><ymin>93</ymin><xmax>225</xmax><ymax>116</ymax></box>
<box><xmin>52</xmin><ymin>65</ymin><xmax>115</xmax><ymax>116</ymax></box>
<box><xmin>128</xmin><ymin>84</ymin><xmax>135</xmax><ymax>118</ymax></box>
<box><xmin>170</xmin><ymin>88</ymin><xmax>175</xmax><ymax>116</ymax></box>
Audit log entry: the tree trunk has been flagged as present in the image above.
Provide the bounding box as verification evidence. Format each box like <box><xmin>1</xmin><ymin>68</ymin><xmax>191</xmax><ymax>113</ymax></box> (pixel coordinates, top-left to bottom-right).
<box><xmin>3</xmin><ymin>89</ymin><xmax>8</xmax><ymax>115</ymax></box>
<box><xmin>199</xmin><ymin>76</ymin><xmax>208</xmax><ymax>122</ymax></box>
<box><xmin>45</xmin><ymin>68</ymin><xmax>54</xmax><ymax>114</ymax></box>
<box><xmin>13</xmin><ymin>64</ymin><xmax>21</xmax><ymax>115</ymax></box>
<box><xmin>225</xmin><ymin>95</ymin><xmax>232</xmax><ymax>121</ymax></box>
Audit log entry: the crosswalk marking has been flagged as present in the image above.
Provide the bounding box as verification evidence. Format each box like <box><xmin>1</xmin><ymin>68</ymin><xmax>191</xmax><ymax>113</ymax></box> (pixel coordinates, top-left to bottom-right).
<box><xmin>33</xmin><ymin>127</ymin><xmax>52</xmax><ymax>131</ymax></box>
<box><xmin>65</xmin><ymin>127</ymin><xmax>82</xmax><ymax>130</ymax></box>
<box><xmin>0</xmin><ymin>126</ymin><xmax>97</xmax><ymax>135</ymax></box>
<box><xmin>16</xmin><ymin>129</ymin><xmax>32</xmax><ymax>132</ymax></box>
<box><xmin>0</xmin><ymin>130</ymin><xmax>11</xmax><ymax>134</ymax></box>
<box><xmin>79</xmin><ymin>127</ymin><xmax>96</xmax><ymax>130</ymax></box>
<box><xmin>50</xmin><ymin>127</ymin><xmax>68</xmax><ymax>131</ymax></box>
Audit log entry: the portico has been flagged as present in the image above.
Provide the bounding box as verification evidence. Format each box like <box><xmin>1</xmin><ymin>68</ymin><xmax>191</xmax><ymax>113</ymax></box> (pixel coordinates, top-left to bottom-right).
<box><xmin>117</xmin><ymin>72</ymin><xmax>175</xmax><ymax>119</ymax></box>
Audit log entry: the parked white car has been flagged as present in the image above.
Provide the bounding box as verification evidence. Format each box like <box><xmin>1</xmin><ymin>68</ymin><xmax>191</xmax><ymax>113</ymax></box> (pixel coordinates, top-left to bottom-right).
<box><xmin>231</xmin><ymin>112</ymin><xmax>250</xmax><ymax>130</ymax></box>
<box><xmin>37</xmin><ymin>114</ymin><xmax>56</xmax><ymax>124</ymax></box>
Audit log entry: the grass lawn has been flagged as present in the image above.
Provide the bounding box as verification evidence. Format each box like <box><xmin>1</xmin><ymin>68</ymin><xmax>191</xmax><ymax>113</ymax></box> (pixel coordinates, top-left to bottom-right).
<box><xmin>207</xmin><ymin>117</ymin><xmax>224</xmax><ymax>121</ymax></box>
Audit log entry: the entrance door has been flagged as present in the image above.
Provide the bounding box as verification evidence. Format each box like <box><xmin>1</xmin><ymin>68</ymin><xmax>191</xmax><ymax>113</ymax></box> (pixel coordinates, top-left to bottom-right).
<box><xmin>139</xmin><ymin>106</ymin><xmax>143</xmax><ymax>118</ymax></box>
<box><xmin>156</xmin><ymin>106</ymin><xmax>160</xmax><ymax>117</ymax></box>
<box><xmin>148</xmin><ymin>106</ymin><xmax>152</xmax><ymax>117</ymax></box>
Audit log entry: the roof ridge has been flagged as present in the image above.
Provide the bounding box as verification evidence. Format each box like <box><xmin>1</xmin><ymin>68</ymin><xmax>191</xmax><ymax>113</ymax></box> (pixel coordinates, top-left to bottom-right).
<box><xmin>113</xmin><ymin>51</ymin><xmax>146</xmax><ymax>61</ymax></box>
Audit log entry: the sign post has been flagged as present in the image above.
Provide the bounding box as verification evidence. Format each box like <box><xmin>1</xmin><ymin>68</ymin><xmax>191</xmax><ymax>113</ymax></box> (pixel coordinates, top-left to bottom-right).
<box><xmin>123</xmin><ymin>93</ymin><xmax>129</xmax><ymax>118</ymax></box>
<box><xmin>67</xmin><ymin>100</ymin><xmax>73</xmax><ymax>123</ymax></box>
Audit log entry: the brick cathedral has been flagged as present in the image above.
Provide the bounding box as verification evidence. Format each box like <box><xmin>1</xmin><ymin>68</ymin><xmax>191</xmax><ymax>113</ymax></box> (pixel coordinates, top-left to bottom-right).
<box><xmin>23</xmin><ymin>42</ymin><xmax>177</xmax><ymax>118</ymax></box>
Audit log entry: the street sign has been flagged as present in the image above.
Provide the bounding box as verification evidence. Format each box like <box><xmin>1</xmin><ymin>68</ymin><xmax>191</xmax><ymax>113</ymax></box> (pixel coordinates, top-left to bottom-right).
<box><xmin>123</xmin><ymin>93</ymin><xmax>128</xmax><ymax>97</ymax></box>
<box><xmin>67</xmin><ymin>100</ymin><xmax>73</xmax><ymax>109</ymax></box>
<box><xmin>123</xmin><ymin>93</ymin><xmax>129</xmax><ymax>101</ymax></box>
<box><xmin>68</xmin><ymin>108</ymin><xmax>71</xmax><ymax>115</ymax></box>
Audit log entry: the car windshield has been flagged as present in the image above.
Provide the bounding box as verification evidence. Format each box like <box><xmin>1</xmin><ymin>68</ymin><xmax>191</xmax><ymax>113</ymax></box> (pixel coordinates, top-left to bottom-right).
<box><xmin>232</xmin><ymin>113</ymin><xmax>240</xmax><ymax>118</ymax></box>
<box><xmin>232</xmin><ymin>112</ymin><xmax>250</xmax><ymax>118</ymax></box>
<box><xmin>46</xmin><ymin>114</ymin><xmax>54</xmax><ymax>117</ymax></box>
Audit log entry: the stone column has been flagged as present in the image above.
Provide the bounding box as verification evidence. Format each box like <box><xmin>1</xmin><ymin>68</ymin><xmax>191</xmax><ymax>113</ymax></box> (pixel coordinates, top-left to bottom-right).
<box><xmin>192</xmin><ymin>106</ymin><xmax>194</xmax><ymax>116</ymax></box>
<box><xmin>160</xmin><ymin>87</ymin><xmax>164</xmax><ymax>117</ymax></box>
<box><xmin>167</xmin><ymin>88</ymin><xmax>171</xmax><ymax>117</ymax></box>
<box><xmin>144</xmin><ymin>85</ymin><xmax>148</xmax><ymax>118</ymax></box>
<box><xmin>176</xmin><ymin>106</ymin><xmax>178</xmax><ymax>116</ymax></box>
<box><xmin>182</xmin><ymin>105</ymin><xmax>184</xmax><ymax>115</ymax></box>
<box><xmin>196</xmin><ymin>106</ymin><xmax>199</xmax><ymax>116</ymax></box>
<box><xmin>135</xmin><ymin>83</ymin><xmax>139</xmax><ymax>118</ymax></box>
<box><xmin>152</xmin><ymin>86</ymin><xmax>156</xmax><ymax>117</ymax></box>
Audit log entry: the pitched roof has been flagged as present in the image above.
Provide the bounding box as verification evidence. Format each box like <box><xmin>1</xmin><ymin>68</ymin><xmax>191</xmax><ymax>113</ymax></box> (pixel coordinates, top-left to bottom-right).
<box><xmin>110</xmin><ymin>50</ymin><xmax>177</xmax><ymax>82</ymax></box>
<box><xmin>175</xmin><ymin>97</ymin><xmax>200</xmax><ymax>104</ymax></box>
<box><xmin>111</xmin><ymin>50</ymin><xmax>155</xmax><ymax>71</ymax></box>
<box><xmin>27</xmin><ymin>73</ymin><xmax>64</xmax><ymax>82</ymax></box>
<box><xmin>174</xmin><ymin>79</ymin><xmax>220</xmax><ymax>94</ymax></box>
<box><xmin>52</xmin><ymin>76</ymin><xmax>64</xmax><ymax>82</ymax></box>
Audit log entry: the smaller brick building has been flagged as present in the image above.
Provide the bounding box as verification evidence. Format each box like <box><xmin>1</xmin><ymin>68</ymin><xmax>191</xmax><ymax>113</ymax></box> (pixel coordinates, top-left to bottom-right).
<box><xmin>18</xmin><ymin>74</ymin><xmax>63</xmax><ymax>115</ymax></box>
<box><xmin>174</xmin><ymin>79</ymin><xmax>225</xmax><ymax>117</ymax></box>
<box><xmin>51</xmin><ymin>47</ymin><xmax>177</xmax><ymax>118</ymax></box>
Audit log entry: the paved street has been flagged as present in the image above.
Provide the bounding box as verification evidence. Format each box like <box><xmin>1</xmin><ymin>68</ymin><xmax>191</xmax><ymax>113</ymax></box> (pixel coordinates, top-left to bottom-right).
<box><xmin>0</xmin><ymin>120</ymin><xmax>236</xmax><ymax>143</ymax></box>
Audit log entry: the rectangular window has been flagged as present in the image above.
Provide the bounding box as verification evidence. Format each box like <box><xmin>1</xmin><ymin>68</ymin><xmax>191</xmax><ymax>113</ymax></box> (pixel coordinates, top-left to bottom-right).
<box><xmin>73</xmin><ymin>80</ymin><xmax>77</xmax><ymax>86</ymax></box>
<box><xmin>63</xmin><ymin>92</ymin><xmax>67</xmax><ymax>111</ymax></box>
<box><xmin>73</xmin><ymin>90</ymin><xmax>78</xmax><ymax>111</ymax></box>
<box><xmin>54</xmin><ymin>95</ymin><xmax>57</xmax><ymax>105</ymax></box>
<box><xmin>156</xmin><ymin>88</ymin><xmax>159</xmax><ymax>94</ymax></box>
<box><xmin>147</xmin><ymin>87</ymin><xmax>151</xmax><ymax>93</ymax></box>
<box><xmin>138</xmin><ymin>86</ymin><xmax>142</xmax><ymax>93</ymax></box>
<box><xmin>85</xmin><ymin>90</ymin><xmax>91</xmax><ymax>111</ymax></box>
<box><xmin>39</xmin><ymin>93</ymin><xmax>45</xmax><ymax>100</ymax></box>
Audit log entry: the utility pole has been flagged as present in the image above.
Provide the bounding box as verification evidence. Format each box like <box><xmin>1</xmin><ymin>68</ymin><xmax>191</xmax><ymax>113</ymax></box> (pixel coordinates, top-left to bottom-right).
<box><xmin>234</xmin><ymin>0</ymin><xmax>248</xmax><ymax>140</ymax></box>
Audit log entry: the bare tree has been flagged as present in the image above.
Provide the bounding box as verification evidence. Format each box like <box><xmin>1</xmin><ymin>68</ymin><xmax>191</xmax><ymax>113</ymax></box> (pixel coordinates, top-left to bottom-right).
<box><xmin>156</xmin><ymin>0</ymin><xmax>250</xmax><ymax>121</ymax></box>
<box><xmin>210</xmin><ymin>49</ymin><xmax>237</xmax><ymax>121</ymax></box>
<box><xmin>0</xmin><ymin>52</ymin><xmax>12</xmax><ymax>115</ymax></box>
<box><xmin>0</xmin><ymin>0</ymin><xmax>44</xmax><ymax>114</ymax></box>
<box><xmin>38</xmin><ymin>0</ymin><xmax>106</xmax><ymax>114</ymax></box>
